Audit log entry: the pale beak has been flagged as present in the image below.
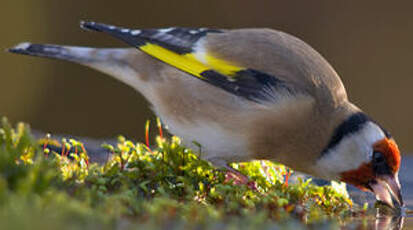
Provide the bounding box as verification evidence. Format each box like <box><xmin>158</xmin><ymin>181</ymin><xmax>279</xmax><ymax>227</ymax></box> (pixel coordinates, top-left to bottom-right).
<box><xmin>370</xmin><ymin>174</ymin><xmax>403</xmax><ymax>208</ymax></box>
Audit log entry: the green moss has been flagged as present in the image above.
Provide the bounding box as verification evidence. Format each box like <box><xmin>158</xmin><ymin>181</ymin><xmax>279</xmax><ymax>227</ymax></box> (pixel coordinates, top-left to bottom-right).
<box><xmin>0</xmin><ymin>117</ymin><xmax>364</xmax><ymax>229</ymax></box>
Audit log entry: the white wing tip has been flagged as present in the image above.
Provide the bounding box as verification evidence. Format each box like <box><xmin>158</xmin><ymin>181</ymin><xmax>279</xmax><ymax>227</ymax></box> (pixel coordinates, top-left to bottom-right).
<box><xmin>11</xmin><ymin>42</ymin><xmax>32</xmax><ymax>51</ymax></box>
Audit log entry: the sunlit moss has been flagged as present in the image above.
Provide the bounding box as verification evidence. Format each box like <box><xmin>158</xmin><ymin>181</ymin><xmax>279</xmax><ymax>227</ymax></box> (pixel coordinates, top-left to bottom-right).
<box><xmin>0</xmin><ymin>117</ymin><xmax>359</xmax><ymax>229</ymax></box>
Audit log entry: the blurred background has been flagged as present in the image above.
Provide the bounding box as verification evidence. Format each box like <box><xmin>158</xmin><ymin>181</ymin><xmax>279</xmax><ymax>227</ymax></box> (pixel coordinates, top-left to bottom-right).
<box><xmin>1</xmin><ymin>1</ymin><xmax>413</xmax><ymax>153</ymax></box>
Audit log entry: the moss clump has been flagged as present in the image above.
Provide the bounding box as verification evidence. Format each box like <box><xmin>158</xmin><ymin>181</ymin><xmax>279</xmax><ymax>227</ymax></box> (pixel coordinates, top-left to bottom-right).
<box><xmin>0</xmin><ymin>117</ymin><xmax>357</xmax><ymax>229</ymax></box>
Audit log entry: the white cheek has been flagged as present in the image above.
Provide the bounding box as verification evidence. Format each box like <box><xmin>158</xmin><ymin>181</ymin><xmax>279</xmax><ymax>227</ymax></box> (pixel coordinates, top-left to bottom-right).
<box><xmin>314</xmin><ymin>122</ymin><xmax>385</xmax><ymax>179</ymax></box>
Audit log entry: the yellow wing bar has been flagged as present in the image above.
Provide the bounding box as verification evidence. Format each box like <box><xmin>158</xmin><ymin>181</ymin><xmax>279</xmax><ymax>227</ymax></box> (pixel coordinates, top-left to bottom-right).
<box><xmin>139</xmin><ymin>43</ymin><xmax>244</xmax><ymax>78</ymax></box>
<box><xmin>78</xmin><ymin>22</ymin><xmax>287</xmax><ymax>102</ymax></box>
<box><xmin>140</xmin><ymin>43</ymin><xmax>208</xmax><ymax>79</ymax></box>
<box><xmin>204</xmin><ymin>54</ymin><xmax>244</xmax><ymax>76</ymax></box>
<box><xmin>80</xmin><ymin>21</ymin><xmax>245</xmax><ymax>78</ymax></box>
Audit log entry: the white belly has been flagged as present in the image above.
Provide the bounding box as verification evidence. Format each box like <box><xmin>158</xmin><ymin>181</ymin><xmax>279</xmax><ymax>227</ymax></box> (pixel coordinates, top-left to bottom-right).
<box><xmin>159</xmin><ymin>115</ymin><xmax>251</xmax><ymax>166</ymax></box>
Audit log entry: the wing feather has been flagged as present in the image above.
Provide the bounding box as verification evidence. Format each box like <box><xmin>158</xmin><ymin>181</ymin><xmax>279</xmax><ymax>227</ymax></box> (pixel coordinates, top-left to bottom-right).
<box><xmin>81</xmin><ymin>21</ymin><xmax>290</xmax><ymax>102</ymax></box>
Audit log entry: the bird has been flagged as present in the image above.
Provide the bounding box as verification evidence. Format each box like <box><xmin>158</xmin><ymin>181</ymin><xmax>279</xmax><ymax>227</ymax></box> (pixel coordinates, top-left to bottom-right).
<box><xmin>8</xmin><ymin>21</ymin><xmax>403</xmax><ymax>208</ymax></box>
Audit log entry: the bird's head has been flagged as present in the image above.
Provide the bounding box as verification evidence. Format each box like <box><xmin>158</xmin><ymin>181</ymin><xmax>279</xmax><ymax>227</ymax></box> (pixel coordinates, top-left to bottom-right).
<box><xmin>316</xmin><ymin>113</ymin><xmax>403</xmax><ymax>208</ymax></box>
<box><xmin>340</xmin><ymin>137</ymin><xmax>402</xmax><ymax>208</ymax></box>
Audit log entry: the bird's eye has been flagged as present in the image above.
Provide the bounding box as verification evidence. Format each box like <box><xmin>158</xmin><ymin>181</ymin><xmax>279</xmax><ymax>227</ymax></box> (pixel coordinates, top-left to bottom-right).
<box><xmin>373</xmin><ymin>151</ymin><xmax>386</xmax><ymax>164</ymax></box>
<box><xmin>372</xmin><ymin>151</ymin><xmax>391</xmax><ymax>175</ymax></box>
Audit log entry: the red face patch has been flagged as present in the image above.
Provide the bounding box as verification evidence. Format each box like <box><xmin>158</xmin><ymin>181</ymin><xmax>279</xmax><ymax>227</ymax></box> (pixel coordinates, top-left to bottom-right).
<box><xmin>340</xmin><ymin>138</ymin><xmax>401</xmax><ymax>190</ymax></box>
<box><xmin>340</xmin><ymin>162</ymin><xmax>373</xmax><ymax>191</ymax></box>
<box><xmin>373</xmin><ymin>138</ymin><xmax>401</xmax><ymax>174</ymax></box>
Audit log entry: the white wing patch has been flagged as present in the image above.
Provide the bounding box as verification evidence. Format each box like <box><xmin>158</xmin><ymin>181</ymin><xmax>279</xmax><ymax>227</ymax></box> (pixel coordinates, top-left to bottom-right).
<box><xmin>158</xmin><ymin>27</ymin><xmax>175</xmax><ymax>33</ymax></box>
<box><xmin>192</xmin><ymin>39</ymin><xmax>208</xmax><ymax>64</ymax></box>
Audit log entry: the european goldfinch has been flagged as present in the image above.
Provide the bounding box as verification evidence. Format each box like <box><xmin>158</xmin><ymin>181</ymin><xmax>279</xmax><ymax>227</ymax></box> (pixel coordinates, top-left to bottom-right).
<box><xmin>9</xmin><ymin>21</ymin><xmax>403</xmax><ymax>207</ymax></box>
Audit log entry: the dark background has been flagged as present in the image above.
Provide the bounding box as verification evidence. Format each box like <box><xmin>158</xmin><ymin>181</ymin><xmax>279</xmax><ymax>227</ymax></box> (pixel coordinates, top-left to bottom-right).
<box><xmin>1</xmin><ymin>1</ymin><xmax>413</xmax><ymax>154</ymax></box>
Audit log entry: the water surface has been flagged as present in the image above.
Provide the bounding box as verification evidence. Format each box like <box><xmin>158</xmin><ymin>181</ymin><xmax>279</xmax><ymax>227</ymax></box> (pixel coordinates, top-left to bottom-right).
<box><xmin>347</xmin><ymin>156</ymin><xmax>413</xmax><ymax>229</ymax></box>
<box><xmin>397</xmin><ymin>156</ymin><xmax>413</xmax><ymax>229</ymax></box>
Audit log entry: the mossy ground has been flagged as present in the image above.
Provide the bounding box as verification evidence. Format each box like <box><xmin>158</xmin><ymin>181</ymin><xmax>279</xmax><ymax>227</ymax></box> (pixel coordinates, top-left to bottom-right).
<box><xmin>0</xmin><ymin>117</ymin><xmax>371</xmax><ymax>229</ymax></box>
